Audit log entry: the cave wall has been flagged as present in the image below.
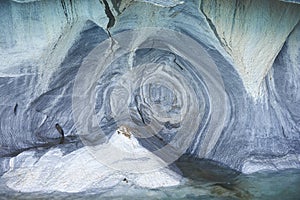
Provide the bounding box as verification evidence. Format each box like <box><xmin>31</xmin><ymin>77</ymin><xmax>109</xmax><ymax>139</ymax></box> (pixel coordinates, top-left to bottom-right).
<box><xmin>0</xmin><ymin>0</ymin><xmax>299</xmax><ymax>173</ymax></box>
<box><xmin>0</xmin><ymin>0</ymin><xmax>107</xmax><ymax>155</ymax></box>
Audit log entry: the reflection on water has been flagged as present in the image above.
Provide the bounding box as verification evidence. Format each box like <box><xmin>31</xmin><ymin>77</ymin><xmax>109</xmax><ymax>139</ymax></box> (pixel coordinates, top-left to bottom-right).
<box><xmin>1</xmin><ymin>155</ymin><xmax>300</xmax><ymax>200</ymax></box>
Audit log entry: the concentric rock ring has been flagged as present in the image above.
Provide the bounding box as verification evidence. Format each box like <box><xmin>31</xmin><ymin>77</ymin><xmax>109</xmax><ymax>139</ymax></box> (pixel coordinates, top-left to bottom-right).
<box><xmin>72</xmin><ymin>28</ymin><xmax>227</xmax><ymax>173</ymax></box>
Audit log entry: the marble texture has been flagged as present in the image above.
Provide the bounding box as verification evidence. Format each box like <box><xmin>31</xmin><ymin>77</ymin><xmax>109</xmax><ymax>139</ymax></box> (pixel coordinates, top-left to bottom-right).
<box><xmin>2</xmin><ymin>131</ymin><xmax>181</xmax><ymax>192</ymax></box>
<box><xmin>200</xmin><ymin>0</ymin><xmax>300</xmax><ymax>98</ymax></box>
<box><xmin>0</xmin><ymin>0</ymin><xmax>300</xmax><ymax>193</ymax></box>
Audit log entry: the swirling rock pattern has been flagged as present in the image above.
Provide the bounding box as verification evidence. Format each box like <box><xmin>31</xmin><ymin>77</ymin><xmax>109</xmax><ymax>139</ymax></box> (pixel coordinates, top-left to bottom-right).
<box><xmin>0</xmin><ymin>0</ymin><xmax>300</xmax><ymax>191</ymax></box>
<box><xmin>200</xmin><ymin>0</ymin><xmax>300</xmax><ymax>98</ymax></box>
<box><xmin>71</xmin><ymin>27</ymin><xmax>227</xmax><ymax>172</ymax></box>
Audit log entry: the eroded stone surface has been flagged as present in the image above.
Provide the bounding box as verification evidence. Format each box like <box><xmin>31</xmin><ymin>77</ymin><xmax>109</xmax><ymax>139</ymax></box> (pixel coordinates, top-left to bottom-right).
<box><xmin>200</xmin><ymin>0</ymin><xmax>300</xmax><ymax>98</ymax></box>
<box><xmin>2</xmin><ymin>131</ymin><xmax>182</xmax><ymax>192</ymax></box>
<box><xmin>0</xmin><ymin>1</ymin><xmax>300</xmax><ymax>190</ymax></box>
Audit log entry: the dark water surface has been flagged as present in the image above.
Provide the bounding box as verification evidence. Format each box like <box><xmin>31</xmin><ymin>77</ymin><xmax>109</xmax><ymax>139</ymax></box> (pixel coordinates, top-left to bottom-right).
<box><xmin>0</xmin><ymin>156</ymin><xmax>299</xmax><ymax>200</ymax></box>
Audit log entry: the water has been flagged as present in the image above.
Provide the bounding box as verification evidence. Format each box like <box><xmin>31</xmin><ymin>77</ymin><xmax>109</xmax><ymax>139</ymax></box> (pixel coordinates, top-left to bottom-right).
<box><xmin>0</xmin><ymin>156</ymin><xmax>299</xmax><ymax>200</ymax></box>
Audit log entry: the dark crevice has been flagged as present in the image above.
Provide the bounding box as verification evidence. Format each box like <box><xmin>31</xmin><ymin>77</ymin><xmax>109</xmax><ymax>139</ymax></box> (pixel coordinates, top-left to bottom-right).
<box><xmin>60</xmin><ymin>0</ymin><xmax>69</xmax><ymax>22</ymax></box>
<box><xmin>172</xmin><ymin>53</ymin><xmax>184</xmax><ymax>70</ymax></box>
<box><xmin>134</xmin><ymin>96</ymin><xmax>147</xmax><ymax>125</ymax></box>
<box><xmin>55</xmin><ymin>123</ymin><xmax>65</xmax><ymax>144</ymax></box>
<box><xmin>282</xmin><ymin>126</ymin><xmax>287</xmax><ymax>138</ymax></box>
<box><xmin>60</xmin><ymin>0</ymin><xmax>76</xmax><ymax>24</ymax></box>
<box><xmin>69</xmin><ymin>0</ymin><xmax>73</xmax><ymax>18</ymax></box>
<box><xmin>13</xmin><ymin>103</ymin><xmax>18</xmax><ymax>115</ymax></box>
<box><xmin>101</xmin><ymin>0</ymin><xmax>116</xmax><ymax>30</ymax></box>
<box><xmin>199</xmin><ymin>1</ymin><xmax>225</xmax><ymax>50</ymax></box>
